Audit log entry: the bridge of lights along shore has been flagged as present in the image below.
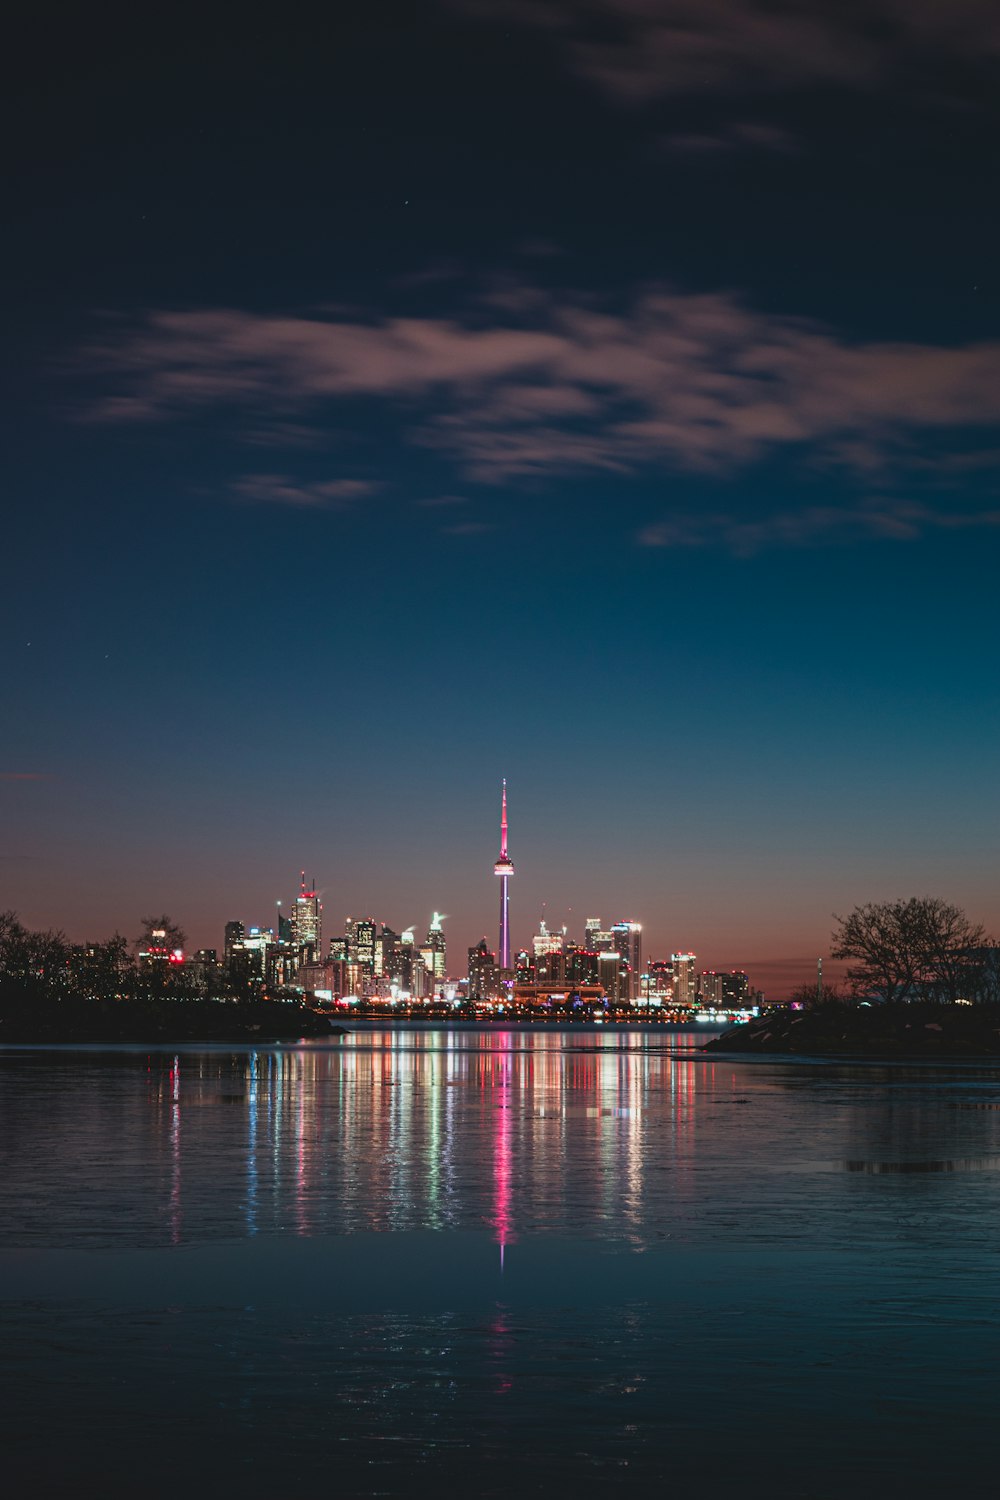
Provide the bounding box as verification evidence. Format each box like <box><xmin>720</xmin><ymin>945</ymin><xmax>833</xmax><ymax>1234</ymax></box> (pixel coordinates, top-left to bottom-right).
<box><xmin>494</xmin><ymin>779</ymin><xmax>514</xmax><ymax>972</ymax></box>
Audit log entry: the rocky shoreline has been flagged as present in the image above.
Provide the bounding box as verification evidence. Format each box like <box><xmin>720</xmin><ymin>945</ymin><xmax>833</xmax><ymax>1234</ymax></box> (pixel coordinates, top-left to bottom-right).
<box><xmin>703</xmin><ymin>1001</ymin><xmax>1000</xmax><ymax>1058</ymax></box>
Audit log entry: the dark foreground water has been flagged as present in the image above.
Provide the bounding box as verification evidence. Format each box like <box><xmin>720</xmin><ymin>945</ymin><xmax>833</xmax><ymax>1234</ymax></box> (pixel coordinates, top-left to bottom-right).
<box><xmin>4</xmin><ymin>1028</ymin><xmax>1000</xmax><ymax>1498</ymax></box>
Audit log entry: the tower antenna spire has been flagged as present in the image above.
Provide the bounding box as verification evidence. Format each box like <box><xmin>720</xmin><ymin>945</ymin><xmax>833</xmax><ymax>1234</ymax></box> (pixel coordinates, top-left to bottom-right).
<box><xmin>494</xmin><ymin>779</ymin><xmax>514</xmax><ymax>972</ymax></box>
<box><xmin>500</xmin><ymin>777</ymin><xmax>508</xmax><ymax>859</ymax></box>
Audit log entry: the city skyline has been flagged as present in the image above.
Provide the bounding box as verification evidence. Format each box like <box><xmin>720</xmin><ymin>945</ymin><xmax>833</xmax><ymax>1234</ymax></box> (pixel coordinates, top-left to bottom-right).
<box><xmin>4</xmin><ymin>779</ymin><xmax>856</xmax><ymax>997</ymax></box>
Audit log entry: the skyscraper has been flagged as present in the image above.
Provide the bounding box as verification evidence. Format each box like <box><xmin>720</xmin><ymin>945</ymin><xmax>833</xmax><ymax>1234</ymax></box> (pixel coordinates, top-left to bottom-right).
<box><xmin>423</xmin><ymin>912</ymin><xmax>447</xmax><ymax>986</ymax></box>
<box><xmin>672</xmin><ymin>953</ymin><xmax>697</xmax><ymax>1008</ymax></box>
<box><xmin>291</xmin><ymin>873</ymin><xmax>322</xmax><ymax>959</ymax></box>
<box><xmin>352</xmin><ymin>919</ymin><xmax>377</xmax><ymax>976</ymax></box>
<box><xmin>494</xmin><ymin>779</ymin><xmax>514</xmax><ymax>970</ymax></box>
<box><xmin>611</xmin><ymin>920</ymin><xmax>642</xmax><ymax>1002</ymax></box>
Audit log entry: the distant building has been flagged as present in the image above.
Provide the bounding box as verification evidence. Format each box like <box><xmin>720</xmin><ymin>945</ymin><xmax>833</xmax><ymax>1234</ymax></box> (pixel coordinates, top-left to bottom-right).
<box><xmin>644</xmin><ymin>960</ymin><xmax>673</xmax><ymax>1004</ymax></box>
<box><xmin>532</xmin><ymin>921</ymin><xmax>563</xmax><ymax>959</ymax></box>
<box><xmin>352</xmin><ymin>918</ymin><xmax>377</xmax><ymax>977</ymax></box>
<box><xmin>468</xmin><ymin>938</ymin><xmax>498</xmax><ymax>1002</ymax></box>
<box><xmin>227</xmin><ymin>926</ymin><xmax>274</xmax><ymax>985</ymax></box>
<box><xmin>611</xmin><ymin>920</ymin><xmax>642</xmax><ymax>1001</ymax></box>
<box><xmin>513</xmin><ymin>981</ymin><xmax>606</xmax><ymax>1011</ymax></box>
<box><xmin>564</xmin><ymin>947</ymin><xmax>600</xmax><ymax>986</ymax></box>
<box><xmin>422</xmin><ymin>912</ymin><xmax>446</xmax><ymax>987</ymax></box>
<box><xmin>699</xmin><ymin>971</ymin><xmax>724</xmax><ymax>1006</ymax></box>
<box><xmin>514</xmin><ymin>949</ymin><xmax>533</xmax><ymax>985</ymax></box>
<box><xmin>599</xmin><ymin>950</ymin><xmax>623</xmax><ymax>1005</ymax></box>
<box><xmin>721</xmin><ymin>971</ymin><xmax>750</xmax><ymax>1007</ymax></box>
<box><xmin>187</xmin><ymin>948</ymin><xmax>221</xmax><ymax>989</ymax></box>
<box><xmin>291</xmin><ymin>875</ymin><xmax>322</xmax><ymax>962</ymax></box>
<box><xmin>224</xmin><ymin>921</ymin><xmax>245</xmax><ymax>966</ymax></box>
<box><xmin>672</xmin><ymin>953</ymin><xmax>697</xmax><ymax>1008</ymax></box>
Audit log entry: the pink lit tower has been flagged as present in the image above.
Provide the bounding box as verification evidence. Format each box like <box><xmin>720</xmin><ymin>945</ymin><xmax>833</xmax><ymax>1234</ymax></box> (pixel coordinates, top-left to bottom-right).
<box><xmin>494</xmin><ymin>779</ymin><xmax>514</xmax><ymax>970</ymax></box>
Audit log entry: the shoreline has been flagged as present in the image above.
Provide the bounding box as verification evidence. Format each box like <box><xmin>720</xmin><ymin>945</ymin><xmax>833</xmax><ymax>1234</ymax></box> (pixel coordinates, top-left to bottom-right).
<box><xmin>703</xmin><ymin>1001</ymin><xmax>1000</xmax><ymax>1059</ymax></box>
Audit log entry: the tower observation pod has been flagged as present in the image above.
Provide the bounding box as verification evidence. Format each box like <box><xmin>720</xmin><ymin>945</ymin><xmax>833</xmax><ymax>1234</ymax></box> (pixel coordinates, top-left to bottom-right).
<box><xmin>494</xmin><ymin>779</ymin><xmax>514</xmax><ymax>971</ymax></box>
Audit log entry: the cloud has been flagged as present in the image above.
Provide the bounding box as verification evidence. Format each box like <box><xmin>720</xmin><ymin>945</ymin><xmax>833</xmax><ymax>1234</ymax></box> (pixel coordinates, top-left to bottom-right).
<box><xmin>0</xmin><ymin>772</ymin><xmax>50</xmax><ymax>781</ymax></box>
<box><xmin>239</xmin><ymin>420</ymin><xmax>331</xmax><ymax>449</ymax></box>
<box><xmin>661</xmin><ymin>120</ymin><xmax>801</xmax><ymax>154</ymax></box>
<box><xmin>90</xmin><ymin>289</ymin><xmax>1000</xmax><ymax>485</ymax></box>
<box><xmin>230</xmin><ymin>474</ymin><xmax>381</xmax><ymax>507</ymax></box>
<box><xmin>638</xmin><ymin>500</ymin><xmax>1000</xmax><ymax>555</ymax></box>
<box><xmin>453</xmin><ymin>1</ymin><xmax>1000</xmax><ymax>103</ymax></box>
<box><xmin>440</xmin><ymin>520</ymin><xmax>495</xmax><ymax>535</ymax></box>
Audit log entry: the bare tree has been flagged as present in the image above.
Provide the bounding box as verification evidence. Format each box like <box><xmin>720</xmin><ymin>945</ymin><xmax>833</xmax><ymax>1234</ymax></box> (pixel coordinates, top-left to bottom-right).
<box><xmin>137</xmin><ymin>915</ymin><xmax>186</xmax><ymax>953</ymax></box>
<box><xmin>0</xmin><ymin>910</ymin><xmax>69</xmax><ymax>987</ymax></box>
<box><xmin>832</xmin><ymin>898</ymin><xmax>989</xmax><ymax>1004</ymax></box>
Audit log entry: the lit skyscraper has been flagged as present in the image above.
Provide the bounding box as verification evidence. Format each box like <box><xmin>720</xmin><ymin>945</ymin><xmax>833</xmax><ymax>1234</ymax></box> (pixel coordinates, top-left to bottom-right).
<box><xmin>291</xmin><ymin>873</ymin><xmax>322</xmax><ymax>958</ymax></box>
<box><xmin>494</xmin><ymin>779</ymin><xmax>514</xmax><ymax>970</ymax></box>
<box><xmin>611</xmin><ymin>920</ymin><xmax>642</xmax><ymax>1001</ymax></box>
<box><xmin>352</xmin><ymin>918</ymin><xmax>377</xmax><ymax>976</ymax></box>
<box><xmin>672</xmin><ymin>952</ymin><xmax>698</xmax><ymax>1008</ymax></box>
<box><xmin>422</xmin><ymin>912</ymin><xmax>447</xmax><ymax>987</ymax></box>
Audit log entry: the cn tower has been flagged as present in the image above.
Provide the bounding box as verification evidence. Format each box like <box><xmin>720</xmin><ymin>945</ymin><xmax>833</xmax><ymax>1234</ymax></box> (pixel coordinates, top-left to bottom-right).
<box><xmin>494</xmin><ymin>779</ymin><xmax>514</xmax><ymax>970</ymax></box>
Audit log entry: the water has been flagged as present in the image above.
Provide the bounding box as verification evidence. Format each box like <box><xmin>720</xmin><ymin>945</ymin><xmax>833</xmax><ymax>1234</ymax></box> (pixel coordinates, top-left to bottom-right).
<box><xmin>4</xmin><ymin>1027</ymin><xmax>1000</xmax><ymax>1497</ymax></box>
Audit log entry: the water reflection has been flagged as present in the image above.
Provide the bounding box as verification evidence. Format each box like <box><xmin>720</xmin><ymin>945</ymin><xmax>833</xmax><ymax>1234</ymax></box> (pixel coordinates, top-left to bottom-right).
<box><xmin>8</xmin><ymin>1034</ymin><xmax>1000</xmax><ymax>1497</ymax></box>
<box><xmin>6</xmin><ymin>1033</ymin><xmax>1000</xmax><ymax>1257</ymax></box>
<box><xmin>845</xmin><ymin>1156</ymin><xmax>1000</xmax><ymax>1173</ymax></box>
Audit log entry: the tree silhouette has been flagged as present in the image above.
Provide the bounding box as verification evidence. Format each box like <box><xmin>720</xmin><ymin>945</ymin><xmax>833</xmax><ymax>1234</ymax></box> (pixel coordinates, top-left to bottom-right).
<box><xmin>137</xmin><ymin>915</ymin><xmax>186</xmax><ymax>953</ymax></box>
<box><xmin>832</xmin><ymin>898</ymin><xmax>989</xmax><ymax>1003</ymax></box>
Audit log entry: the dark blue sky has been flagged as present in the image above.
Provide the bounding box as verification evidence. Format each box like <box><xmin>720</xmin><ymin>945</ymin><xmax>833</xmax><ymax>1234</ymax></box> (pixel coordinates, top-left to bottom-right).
<box><xmin>4</xmin><ymin>1</ymin><xmax>1000</xmax><ymax>992</ymax></box>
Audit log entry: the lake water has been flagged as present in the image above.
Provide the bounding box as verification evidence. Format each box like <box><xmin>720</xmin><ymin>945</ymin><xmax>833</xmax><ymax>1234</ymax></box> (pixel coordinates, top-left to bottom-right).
<box><xmin>4</xmin><ymin>1026</ymin><xmax>1000</xmax><ymax>1497</ymax></box>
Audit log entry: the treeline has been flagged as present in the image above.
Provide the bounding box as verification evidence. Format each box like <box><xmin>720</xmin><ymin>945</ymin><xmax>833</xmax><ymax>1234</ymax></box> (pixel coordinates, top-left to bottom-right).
<box><xmin>0</xmin><ymin>911</ymin><xmax>335</xmax><ymax>1042</ymax></box>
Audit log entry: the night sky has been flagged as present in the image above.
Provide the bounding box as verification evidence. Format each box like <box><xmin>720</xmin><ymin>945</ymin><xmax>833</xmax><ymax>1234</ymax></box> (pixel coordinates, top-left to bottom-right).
<box><xmin>4</xmin><ymin>1</ymin><xmax>1000</xmax><ymax>994</ymax></box>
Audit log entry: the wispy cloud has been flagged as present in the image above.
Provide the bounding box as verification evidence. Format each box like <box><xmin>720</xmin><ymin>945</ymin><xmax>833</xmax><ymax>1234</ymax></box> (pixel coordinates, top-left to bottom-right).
<box><xmin>89</xmin><ymin>288</ymin><xmax>1000</xmax><ymax>485</ymax></box>
<box><xmin>660</xmin><ymin>121</ymin><xmax>801</xmax><ymax>154</ymax></box>
<box><xmin>454</xmin><ymin>1</ymin><xmax>1000</xmax><ymax>103</ymax></box>
<box><xmin>638</xmin><ymin>500</ymin><xmax>1000</xmax><ymax>555</ymax></box>
<box><xmin>230</xmin><ymin>474</ymin><xmax>381</xmax><ymax>507</ymax></box>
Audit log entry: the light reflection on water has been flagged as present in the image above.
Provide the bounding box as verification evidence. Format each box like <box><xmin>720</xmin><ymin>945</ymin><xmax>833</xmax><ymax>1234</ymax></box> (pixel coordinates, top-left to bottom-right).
<box><xmin>5</xmin><ymin>1029</ymin><xmax>1000</xmax><ymax>1496</ymax></box>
